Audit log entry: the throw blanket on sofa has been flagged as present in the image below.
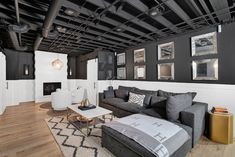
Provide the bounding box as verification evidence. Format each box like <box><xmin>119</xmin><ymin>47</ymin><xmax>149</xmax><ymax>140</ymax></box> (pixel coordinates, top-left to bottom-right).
<box><xmin>104</xmin><ymin>114</ymin><xmax>190</xmax><ymax>157</ymax></box>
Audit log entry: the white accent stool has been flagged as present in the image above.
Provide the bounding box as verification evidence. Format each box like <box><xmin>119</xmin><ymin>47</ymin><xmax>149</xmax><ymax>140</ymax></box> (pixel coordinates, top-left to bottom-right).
<box><xmin>51</xmin><ymin>90</ymin><xmax>72</xmax><ymax>111</ymax></box>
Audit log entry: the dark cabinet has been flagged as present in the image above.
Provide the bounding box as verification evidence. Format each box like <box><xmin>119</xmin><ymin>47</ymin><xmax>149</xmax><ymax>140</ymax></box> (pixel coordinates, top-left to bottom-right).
<box><xmin>98</xmin><ymin>51</ymin><xmax>115</xmax><ymax>80</ymax></box>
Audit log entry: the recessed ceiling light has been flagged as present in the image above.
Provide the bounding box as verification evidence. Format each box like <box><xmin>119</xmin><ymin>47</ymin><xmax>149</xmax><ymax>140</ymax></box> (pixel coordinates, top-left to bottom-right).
<box><xmin>149</xmin><ymin>8</ymin><xmax>162</xmax><ymax>17</ymax></box>
<box><xmin>64</xmin><ymin>8</ymin><xmax>79</xmax><ymax>17</ymax></box>
<box><xmin>115</xmin><ymin>27</ymin><xmax>123</xmax><ymax>32</ymax></box>
<box><xmin>56</xmin><ymin>26</ymin><xmax>67</xmax><ymax>33</ymax></box>
<box><xmin>97</xmin><ymin>36</ymin><xmax>103</xmax><ymax>41</ymax></box>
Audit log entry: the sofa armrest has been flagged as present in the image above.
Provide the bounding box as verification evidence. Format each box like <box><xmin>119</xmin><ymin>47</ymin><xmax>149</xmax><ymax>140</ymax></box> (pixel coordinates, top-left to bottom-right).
<box><xmin>99</xmin><ymin>92</ymin><xmax>105</xmax><ymax>106</ymax></box>
<box><xmin>180</xmin><ymin>102</ymin><xmax>208</xmax><ymax>147</ymax></box>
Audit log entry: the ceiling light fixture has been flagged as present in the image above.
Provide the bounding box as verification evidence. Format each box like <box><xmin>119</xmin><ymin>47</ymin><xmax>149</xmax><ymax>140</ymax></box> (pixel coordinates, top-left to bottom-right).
<box><xmin>149</xmin><ymin>8</ymin><xmax>162</xmax><ymax>17</ymax></box>
<box><xmin>52</xmin><ymin>55</ymin><xmax>64</xmax><ymax>70</ymax></box>
<box><xmin>115</xmin><ymin>27</ymin><xmax>123</xmax><ymax>32</ymax></box>
<box><xmin>64</xmin><ymin>8</ymin><xmax>79</xmax><ymax>17</ymax></box>
<box><xmin>97</xmin><ymin>36</ymin><xmax>103</xmax><ymax>41</ymax></box>
<box><xmin>56</xmin><ymin>26</ymin><xmax>67</xmax><ymax>33</ymax></box>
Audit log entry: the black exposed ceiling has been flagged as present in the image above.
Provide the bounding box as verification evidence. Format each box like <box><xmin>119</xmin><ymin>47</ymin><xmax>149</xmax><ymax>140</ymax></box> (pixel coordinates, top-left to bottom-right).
<box><xmin>0</xmin><ymin>0</ymin><xmax>234</xmax><ymax>55</ymax></box>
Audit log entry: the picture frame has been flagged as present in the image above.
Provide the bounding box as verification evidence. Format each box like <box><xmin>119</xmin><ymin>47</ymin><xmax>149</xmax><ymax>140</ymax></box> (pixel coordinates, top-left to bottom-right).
<box><xmin>117</xmin><ymin>67</ymin><xmax>126</xmax><ymax>79</ymax></box>
<box><xmin>158</xmin><ymin>63</ymin><xmax>174</xmax><ymax>80</ymax></box>
<box><xmin>134</xmin><ymin>65</ymin><xmax>146</xmax><ymax>79</ymax></box>
<box><xmin>191</xmin><ymin>32</ymin><xmax>217</xmax><ymax>56</ymax></box>
<box><xmin>134</xmin><ymin>48</ymin><xmax>145</xmax><ymax>63</ymax></box>
<box><xmin>117</xmin><ymin>53</ymin><xmax>125</xmax><ymax>65</ymax></box>
<box><xmin>158</xmin><ymin>42</ymin><xmax>174</xmax><ymax>60</ymax></box>
<box><xmin>192</xmin><ymin>59</ymin><xmax>218</xmax><ymax>80</ymax></box>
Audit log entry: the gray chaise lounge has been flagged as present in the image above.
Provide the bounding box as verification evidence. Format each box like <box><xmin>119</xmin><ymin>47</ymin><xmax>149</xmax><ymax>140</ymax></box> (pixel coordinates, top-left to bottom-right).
<box><xmin>99</xmin><ymin>86</ymin><xmax>208</xmax><ymax>157</ymax></box>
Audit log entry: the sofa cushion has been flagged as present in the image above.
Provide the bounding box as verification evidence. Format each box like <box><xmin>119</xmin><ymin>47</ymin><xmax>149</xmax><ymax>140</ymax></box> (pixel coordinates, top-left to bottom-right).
<box><xmin>104</xmin><ymin>90</ymin><xmax>115</xmax><ymax>98</ymax></box>
<box><xmin>158</xmin><ymin>90</ymin><xmax>197</xmax><ymax>99</ymax></box>
<box><xmin>150</xmin><ymin>95</ymin><xmax>167</xmax><ymax>108</ymax></box>
<box><xmin>133</xmin><ymin>88</ymin><xmax>158</xmax><ymax>95</ymax></box>
<box><xmin>116</xmin><ymin>102</ymin><xmax>143</xmax><ymax>113</ymax></box>
<box><xmin>174</xmin><ymin>122</ymin><xmax>192</xmax><ymax>139</ymax></box>
<box><xmin>128</xmin><ymin>92</ymin><xmax>145</xmax><ymax>106</ymax></box>
<box><xmin>132</xmin><ymin>88</ymin><xmax>158</xmax><ymax>107</ymax></box>
<box><xmin>142</xmin><ymin>108</ymin><xmax>162</xmax><ymax>118</ymax></box>
<box><xmin>166</xmin><ymin>94</ymin><xmax>193</xmax><ymax>121</ymax></box>
<box><xmin>115</xmin><ymin>89</ymin><xmax>129</xmax><ymax>101</ymax></box>
<box><xmin>102</xmin><ymin>98</ymin><xmax>125</xmax><ymax>106</ymax></box>
<box><xmin>118</xmin><ymin>86</ymin><xmax>135</xmax><ymax>92</ymax></box>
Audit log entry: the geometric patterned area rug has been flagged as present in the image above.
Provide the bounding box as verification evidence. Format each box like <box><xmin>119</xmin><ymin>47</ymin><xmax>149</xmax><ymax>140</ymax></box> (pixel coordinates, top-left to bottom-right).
<box><xmin>45</xmin><ymin>117</ymin><xmax>114</xmax><ymax>157</ymax></box>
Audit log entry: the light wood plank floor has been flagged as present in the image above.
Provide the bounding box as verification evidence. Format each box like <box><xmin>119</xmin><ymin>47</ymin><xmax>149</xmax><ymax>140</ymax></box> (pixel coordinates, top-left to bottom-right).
<box><xmin>0</xmin><ymin>102</ymin><xmax>234</xmax><ymax>157</ymax></box>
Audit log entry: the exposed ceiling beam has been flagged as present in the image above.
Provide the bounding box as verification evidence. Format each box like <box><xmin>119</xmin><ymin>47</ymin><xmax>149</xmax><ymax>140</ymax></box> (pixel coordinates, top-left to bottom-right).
<box><xmin>0</xmin><ymin>3</ymin><xmax>41</xmax><ymax>30</ymax></box>
<box><xmin>57</xmin><ymin>14</ymin><xmax>144</xmax><ymax>43</ymax></box>
<box><xmin>126</xmin><ymin>0</ymin><xmax>181</xmax><ymax>33</ymax></box>
<box><xmin>209</xmin><ymin>0</ymin><xmax>231</xmax><ymax>22</ymax></box>
<box><xmin>85</xmin><ymin>0</ymin><xmax>166</xmax><ymax>37</ymax></box>
<box><xmin>198</xmin><ymin>0</ymin><xmax>216</xmax><ymax>24</ymax></box>
<box><xmin>52</xmin><ymin>34</ymin><xmax>125</xmax><ymax>49</ymax></box>
<box><xmin>63</xmin><ymin>1</ymin><xmax>153</xmax><ymax>40</ymax></box>
<box><xmin>163</xmin><ymin>0</ymin><xmax>196</xmax><ymax>29</ymax></box>
<box><xmin>57</xmin><ymin>29</ymin><xmax>127</xmax><ymax>49</ymax></box>
<box><xmin>53</xmin><ymin>20</ymin><xmax>132</xmax><ymax>47</ymax></box>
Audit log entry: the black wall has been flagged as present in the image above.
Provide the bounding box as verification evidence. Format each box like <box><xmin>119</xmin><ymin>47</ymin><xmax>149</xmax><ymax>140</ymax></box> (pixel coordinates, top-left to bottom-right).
<box><xmin>67</xmin><ymin>56</ymin><xmax>87</xmax><ymax>79</ymax></box>
<box><xmin>4</xmin><ymin>49</ymin><xmax>34</xmax><ymax>80</ymax></box>
<box><xmin>122</xmin><ymin>22</ymin><xmax>235</xmax><ymax>84</ymax></box>
<box><xmin>67</xmin><ymin>56</ymin><xmax>77</xmax><ymax>79</ymax></box>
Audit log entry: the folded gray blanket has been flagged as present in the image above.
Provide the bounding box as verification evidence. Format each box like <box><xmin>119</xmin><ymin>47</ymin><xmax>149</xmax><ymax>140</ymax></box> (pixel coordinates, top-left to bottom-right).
<box><xmin>104</xmin><ymin>114</ymin><xmax>190</xmax><ymax>157</ymax></box>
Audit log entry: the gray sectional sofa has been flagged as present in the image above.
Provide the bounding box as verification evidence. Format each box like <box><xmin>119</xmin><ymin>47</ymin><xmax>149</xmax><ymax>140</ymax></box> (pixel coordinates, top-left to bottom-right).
<box><xmin>99</xmin><ymin>86</ymin><xmax>208</xmax><ymax>157</ymax></box>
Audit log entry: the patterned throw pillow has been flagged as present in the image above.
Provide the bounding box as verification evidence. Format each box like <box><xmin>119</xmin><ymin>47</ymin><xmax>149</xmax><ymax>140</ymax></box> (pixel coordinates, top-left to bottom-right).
<box><xmin>128</xmin><ymin>92</ymin><xmax>145</xmax><ymax>106</ymax></box>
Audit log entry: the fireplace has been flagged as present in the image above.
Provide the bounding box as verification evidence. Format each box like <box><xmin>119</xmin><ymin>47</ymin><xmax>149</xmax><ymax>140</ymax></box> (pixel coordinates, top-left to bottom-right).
<box><xmin>43</xmin><ymin>82</ymin><xmax>61</xmax><ymax>96</ymax></box>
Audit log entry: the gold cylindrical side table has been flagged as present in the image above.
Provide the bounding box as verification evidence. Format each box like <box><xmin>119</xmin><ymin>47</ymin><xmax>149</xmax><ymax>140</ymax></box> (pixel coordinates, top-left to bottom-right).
<box><xmin>209</xmin><ymin>112</ymin><xmax>233</xmax><ymax>144</ymax></box>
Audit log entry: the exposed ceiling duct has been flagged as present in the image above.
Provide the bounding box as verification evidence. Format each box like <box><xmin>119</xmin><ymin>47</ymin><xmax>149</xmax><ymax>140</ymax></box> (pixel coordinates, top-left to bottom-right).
<box><xmin>33</xmin><ymin>0</ymin><xmax>62</xmax><ymax>51</ymax></box>
<box><xmin>8</xmin><ymin>31</ymin><xmax>28</xmax><ymax>51</ymax></box>
<box><xmin>8</xmin><ymin>23</ymin><xmax>30</xmax><ymax>33</ymax></box>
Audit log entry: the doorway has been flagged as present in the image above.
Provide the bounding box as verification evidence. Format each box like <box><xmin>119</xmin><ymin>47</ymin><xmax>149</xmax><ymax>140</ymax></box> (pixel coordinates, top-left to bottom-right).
<box><xmin>87</xmin><ymin>58</ymin><xmax>98</xmax><ymax>105</ymax></box>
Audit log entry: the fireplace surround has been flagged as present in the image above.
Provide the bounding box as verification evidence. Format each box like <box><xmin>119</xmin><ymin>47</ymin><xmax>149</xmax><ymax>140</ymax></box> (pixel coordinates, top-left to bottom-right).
<box><xmin>43</xmin><ymin>82</ymin><xmax>61</xmax><ymax>96</ymax></box>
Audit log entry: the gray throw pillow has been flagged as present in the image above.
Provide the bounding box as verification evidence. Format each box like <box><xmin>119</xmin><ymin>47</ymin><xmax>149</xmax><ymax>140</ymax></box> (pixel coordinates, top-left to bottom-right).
<box><xmin>166</xmin><ymin>94</ymin><xmax>193</xmax><ymax>122</ymax></box>
<box><xmin>158</xmin><ymin>90</ymin><xmax>197</xmax><ymax>99</ymax></box>
<box><xmin>128</xmin><ymin>92</ymin><xmax>145</xmax><ymax>106</ymax></box>
<box><xmin>132</xmin><ymin>88</ymin><xmax>157</xmax><ymax>108</ymax></box>
<box><xmin>115</xmin><ymin>89</ymin><xmax>129</xmax><ymax>101</ymax></box>
<box><xmin>104</xmin><ymin>90</ymin><xmax>114</xmax><ymax>98</ymax></box>
<box><xmin>151</xmin><ymin>96</ymin><xmax>167</xmax><ymax>108</ymax></box>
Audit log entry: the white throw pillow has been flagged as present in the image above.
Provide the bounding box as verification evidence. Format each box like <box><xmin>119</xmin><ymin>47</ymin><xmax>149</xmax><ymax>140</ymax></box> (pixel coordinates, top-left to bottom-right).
<box><xmin>128</xmin><ymin>92</ymin><xmax>145</xmax><ymax>106</ymax></box>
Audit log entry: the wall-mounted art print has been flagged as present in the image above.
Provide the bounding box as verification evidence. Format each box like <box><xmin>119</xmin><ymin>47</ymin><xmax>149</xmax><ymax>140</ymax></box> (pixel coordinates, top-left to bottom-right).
<box><xmin>158</xmin><ymin>42</ymin><xmax>174</xmax><ymax>60</ymax></box>
<box><xmin>192</xmin><ymin>59</ymin><xmax>218</xmax><ymax>80</ymax></box>
<box><xmin>117</xmin><ymin>53</ymin><xmax>125</xmax><ymax>65</ymax></box>
<box><xmin>134</xmin><ymin>48</ymin><xmax>145</xmax><ymax>63</ymax></box>
<box><xmin>117</xmin><ymin>67</ymin><xmax>126</xmax><ymax>79</ymax></box>
<box><xmin>158</xmin><ymin>63</ymin><xmax>174</xmax><ymax>80</ymax></box>
<box><xmin>134</xmin><ymin>65</ymin><xmax>146</xmax><ymax>79</ymax></box>
<box><xmin>191</xmin><ymin>32</ymin><xmax>217</xmax><ymax>56</ymax></box>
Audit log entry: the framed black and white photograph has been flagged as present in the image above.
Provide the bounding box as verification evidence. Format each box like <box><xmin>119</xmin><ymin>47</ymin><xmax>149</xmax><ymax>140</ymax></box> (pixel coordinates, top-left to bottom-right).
<box><xmin>158</xmin><ymin>42</ymin><xmax>174</xmax><ymax>60</ymax></box>
<box><xmin>134</xmin><ymin>48</ymin><xmax>145</xmax><ymax>63</ymax></box>
<box><xmin>117</xmin><ymin>53</ymin><xmax>125</xmax><ymax>65</ymax></box>
<box><xmin>158</xmin><ymin>63</ymin><xmax>174</xmax><ymax>80</ymax></box>
<box><xmin>134</xmin><ymin>65</ymin><xmax>146</xmax><ymax>79</ymax></box>
<box><xmin>191</xmin><ymin>32</ymin><xmax>217</xmax><ymax>56</ymax></box>
<box><xmin>192</xmin><ymin>59</ymin><xmax>218</xmax><ymax>80</ymax></box>
<box><xmin>117</xmin><ymin>67</ymin><xmax>126</xmax><ymax>79</ymax></box>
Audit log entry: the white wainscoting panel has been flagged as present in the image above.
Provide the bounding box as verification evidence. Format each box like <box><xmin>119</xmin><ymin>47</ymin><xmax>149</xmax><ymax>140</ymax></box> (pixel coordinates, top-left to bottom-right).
<box><xmin>5</xmin><ymin>80</ymin><xmax>35</xmax><ymax>106</ymax></box>
<box><xmin>35</xmin><ymin>51</ymin><xmax>68</xmax><ymax>103</ymax></box>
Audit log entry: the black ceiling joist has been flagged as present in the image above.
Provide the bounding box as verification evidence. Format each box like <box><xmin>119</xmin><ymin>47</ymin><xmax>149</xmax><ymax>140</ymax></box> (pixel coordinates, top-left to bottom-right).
<box><xmin>0</xmin><ymin>0</ymin><xmax>234</xmax><ymax>54</ymax></box>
